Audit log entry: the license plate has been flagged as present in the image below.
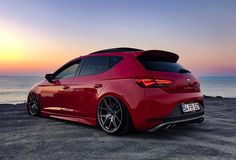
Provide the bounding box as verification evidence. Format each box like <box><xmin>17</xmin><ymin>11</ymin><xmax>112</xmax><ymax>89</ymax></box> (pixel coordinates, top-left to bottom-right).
<box><xmin>181</xmin><ymin>103</ymin><xmax>200</xmax><ymax>113</ymax></box>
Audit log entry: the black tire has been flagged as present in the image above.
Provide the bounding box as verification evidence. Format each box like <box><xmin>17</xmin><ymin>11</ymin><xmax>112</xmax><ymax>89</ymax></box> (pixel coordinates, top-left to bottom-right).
<box><xmin>27</xmin><ymin>92</ymin><xmax>41</xmax><ymax>116</ymax></box>
<box><xmin>97</xmin><ymin>96</ymin><xmax>133</xmax><ymax>135</ymax></box>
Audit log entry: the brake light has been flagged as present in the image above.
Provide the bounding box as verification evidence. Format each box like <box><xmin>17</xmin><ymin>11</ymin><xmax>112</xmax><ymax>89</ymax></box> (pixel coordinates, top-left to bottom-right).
<box><xmin>136</xmin><ymin>79</ymin><xmax>173</xmax><ymax>88</ymax></box>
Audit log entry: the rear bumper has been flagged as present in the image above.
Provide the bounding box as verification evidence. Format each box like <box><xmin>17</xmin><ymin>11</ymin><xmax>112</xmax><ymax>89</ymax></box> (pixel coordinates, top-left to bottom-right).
<box><xmin>128</xmin><ymin>91</ymin><xmax>204</xmax><ymax>131</ymax></box>
<box><xmin>148</xmin><ymin>113</ymin><xmax>204</xmax><ymax>132</ymax></box>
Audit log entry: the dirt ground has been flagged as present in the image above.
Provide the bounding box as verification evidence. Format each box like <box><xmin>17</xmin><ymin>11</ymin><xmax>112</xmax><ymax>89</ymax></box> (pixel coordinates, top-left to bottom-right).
<box><xmin>0</xmin><ymin>98</ymin><xmax>236</xmax><ymax>160</ymax></box>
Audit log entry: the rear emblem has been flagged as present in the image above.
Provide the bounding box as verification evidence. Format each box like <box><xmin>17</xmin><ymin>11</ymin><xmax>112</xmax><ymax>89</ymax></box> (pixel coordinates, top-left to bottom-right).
<box><xmin>186</xmin><ymin>78</ymin><xmax>191</xmax><ymax>85</ymax></box>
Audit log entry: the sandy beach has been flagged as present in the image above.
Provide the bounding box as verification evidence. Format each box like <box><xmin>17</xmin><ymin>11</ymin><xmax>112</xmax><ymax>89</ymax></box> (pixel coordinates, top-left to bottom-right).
<box><xmin>0</xmin><ymin>97</ymin><xmax>236</xmax><ymax>160</ymax></box>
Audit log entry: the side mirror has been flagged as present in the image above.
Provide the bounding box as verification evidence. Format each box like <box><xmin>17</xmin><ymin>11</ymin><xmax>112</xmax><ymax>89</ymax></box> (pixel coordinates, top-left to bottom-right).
<box><xmin>45</xmin><ymin>74</ymin><xmax>54</xmax><ymax>82</ymax></box>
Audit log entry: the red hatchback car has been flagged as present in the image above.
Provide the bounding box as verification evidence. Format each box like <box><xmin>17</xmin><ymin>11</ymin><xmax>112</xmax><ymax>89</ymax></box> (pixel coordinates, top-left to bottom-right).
<box><xmin>27</xmin><ymin>48</ymin><xmax>204</xmax><ymax>134</ymax></box>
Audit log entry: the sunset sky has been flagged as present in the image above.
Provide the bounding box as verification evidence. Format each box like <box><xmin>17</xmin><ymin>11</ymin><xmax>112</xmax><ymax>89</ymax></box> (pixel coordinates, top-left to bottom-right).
<box><xmin>0</xmin><ymin>0</ymin><xmax>236</xmax><ymax>76</ymax></box>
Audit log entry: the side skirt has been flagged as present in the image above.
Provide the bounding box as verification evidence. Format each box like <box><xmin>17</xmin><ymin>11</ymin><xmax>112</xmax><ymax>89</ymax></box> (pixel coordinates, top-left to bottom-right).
<box><xmin>41</xmin><ymin>111</ymin><xmax>97</xmax><ymax>126</ymax></box>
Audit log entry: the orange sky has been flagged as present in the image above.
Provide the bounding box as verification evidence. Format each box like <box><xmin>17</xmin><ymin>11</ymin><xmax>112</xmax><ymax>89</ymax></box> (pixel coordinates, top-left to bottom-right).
<box><xmin>0</xmin><ymin>1</ymin><xmax>236</xmax><ymax>76</ymax></box>
<box><xmin>0</xmin><ymin>21</ymin><xmax>236</xmax><ymax>76</ymax></box>
<box><xmin>0</xmin><ymin>21</ymin><xmax>82</xmax><ymax>75</ymax></box>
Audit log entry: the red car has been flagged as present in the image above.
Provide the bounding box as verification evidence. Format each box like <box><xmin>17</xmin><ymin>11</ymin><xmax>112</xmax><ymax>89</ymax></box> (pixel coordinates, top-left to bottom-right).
<box><xmin>27</xmin><ymin>48</ymin><xmax>204</xmax><ymax>134</ymax></box>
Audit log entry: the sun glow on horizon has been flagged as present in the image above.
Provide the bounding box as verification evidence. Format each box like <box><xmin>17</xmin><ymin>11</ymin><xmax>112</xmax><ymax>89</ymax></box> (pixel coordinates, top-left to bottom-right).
<box><xmin>0</xmin><ymin>29</ymin><xmax>28</xmax><ymax>62</ymax></box>
<box><xmin>0</xmin><ymin>22</ymin><xmax>84</xmax><ymax>75</ymax></box>
<box><xmin>0</xmin><ymin>0</ymin><xmax>236</xmax><ymax>76</ymax></box>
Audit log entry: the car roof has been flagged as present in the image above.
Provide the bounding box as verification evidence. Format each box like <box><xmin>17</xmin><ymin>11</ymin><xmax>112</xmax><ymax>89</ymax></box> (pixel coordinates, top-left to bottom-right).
<box><xmin>74</xmin><ymin>47</ymin><xmax>179</xmax><ymax>63</ymax></box>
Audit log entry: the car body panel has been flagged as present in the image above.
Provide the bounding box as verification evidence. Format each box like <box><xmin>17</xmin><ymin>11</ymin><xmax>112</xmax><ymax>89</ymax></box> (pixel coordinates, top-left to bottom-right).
<box><xmin>69</xmin><ymin>71</ymin><xmax>110</xmax><ymax>118</ymax></box>
<box><xmin>28</xmin><ymin>48</ymin><xmax>205</xmax><ymax>131</ymax></box>
<box><xmin>38</xmin><ymin>77</ymin><xmax>75</xmax><ymax>115</ymax></box>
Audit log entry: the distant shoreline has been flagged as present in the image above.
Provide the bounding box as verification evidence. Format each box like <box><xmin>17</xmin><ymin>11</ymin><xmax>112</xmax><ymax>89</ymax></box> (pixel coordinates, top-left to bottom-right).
<box><xmin>203</xmin><ymin>95</ymin><xmax>224</xmax><ymax>99</ymax></box>
<box><xmin>203</xmin><ymin>95</ymin><xmax>236</xmax><ymax>99</ymax></box>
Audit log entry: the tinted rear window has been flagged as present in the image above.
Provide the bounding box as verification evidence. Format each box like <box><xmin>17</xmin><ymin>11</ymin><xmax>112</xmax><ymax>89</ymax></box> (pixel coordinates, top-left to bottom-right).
<box><xmin>140</xmin><ymin>61</ymin><xmax>190</xmax><ymax>73</ymax></box>
<box><xmin>110</xmin><ymin>56</ymin><xmax>123</xmax><ymax>67</ymax></box>
<box><xmin>79</xmin><ymin>56</ymin><xmax>110</xmax><ymax>76</ymax></box>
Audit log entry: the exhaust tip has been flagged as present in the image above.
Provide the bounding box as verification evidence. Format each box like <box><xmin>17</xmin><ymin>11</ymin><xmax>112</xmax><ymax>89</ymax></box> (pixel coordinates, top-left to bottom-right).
<box><xmin>164</xmin><ymin>124</ymin><xmax>176</xmax><ymax>130</ymax></box>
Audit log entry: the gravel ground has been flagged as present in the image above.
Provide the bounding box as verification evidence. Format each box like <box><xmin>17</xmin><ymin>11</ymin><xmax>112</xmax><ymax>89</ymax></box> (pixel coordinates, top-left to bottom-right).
<box><xmin>0</xmin><ymin>98</ymin><xmax>236</xmax><ymax>160</ymax></box>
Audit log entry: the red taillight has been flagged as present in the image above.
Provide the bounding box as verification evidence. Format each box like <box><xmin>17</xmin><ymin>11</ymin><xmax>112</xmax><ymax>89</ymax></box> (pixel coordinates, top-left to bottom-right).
<box><xmin>136</xmin><ymin>79</ymin><xmax>173</xmax><ymax>88</ymax></box>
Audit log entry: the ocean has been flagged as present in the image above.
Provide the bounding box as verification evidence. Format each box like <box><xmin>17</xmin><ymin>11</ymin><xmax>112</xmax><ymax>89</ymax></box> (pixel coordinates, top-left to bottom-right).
<box><xmin>199</xmin><ymin>76</ymin><xmax>236</xmax><ymax>98</ymax></box>
<box><xmin>0</xmin><ymin>75</ymin><xmax>236</xmax><ymax>104</ymax></box>
<box><xmin>0</xmin><ymin>76</ymin><xmax>43</xmax><ymax>104</ymax></box>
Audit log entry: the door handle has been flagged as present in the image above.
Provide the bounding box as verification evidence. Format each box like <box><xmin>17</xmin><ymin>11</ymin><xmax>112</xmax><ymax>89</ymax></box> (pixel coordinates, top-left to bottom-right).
<box><xmin>93</xmin><ymin>84</ymin><xmax>103</xmax><ymax>88</ymax></box>
<box><xmin>63</xmin><ymin>85</ymin><xmax>70</xmax><ymax>90</ymax></box>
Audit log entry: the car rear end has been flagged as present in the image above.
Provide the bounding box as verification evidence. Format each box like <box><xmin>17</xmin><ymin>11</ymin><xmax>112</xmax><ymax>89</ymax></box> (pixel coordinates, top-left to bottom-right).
<box><xmin>132</xmin><ymin>50</ymin><xmax>204</xmax><ymax>131</ymax></box>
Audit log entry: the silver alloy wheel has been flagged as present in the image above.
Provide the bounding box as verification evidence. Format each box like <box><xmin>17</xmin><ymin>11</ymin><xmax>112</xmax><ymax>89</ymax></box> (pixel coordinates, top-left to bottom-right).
<box><xmin>28</xmin><ymin>93</ymin><xmax>40</xmax><ymax>116</ymax></box>
<box><xmin>97</xmin><ymin>96</ymin><xmax>123</xmax><ymax>133</ymax></box>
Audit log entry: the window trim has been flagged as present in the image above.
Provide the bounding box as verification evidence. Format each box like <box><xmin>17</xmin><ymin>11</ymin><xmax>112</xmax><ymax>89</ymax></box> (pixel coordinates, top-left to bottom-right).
<box><xmin>53</xmin><ymin>55</ymin><xmax>124</xmax><ymax>78</ymax></box>
<box><xmin>53</xmin><ymin>59</ymin><xmax>82</xmax><ymax>80</ymax></box>
<box><xmin>76</xmin><ymin>58</ymin><xmax>85</xmax><ymax>77</ymax></box>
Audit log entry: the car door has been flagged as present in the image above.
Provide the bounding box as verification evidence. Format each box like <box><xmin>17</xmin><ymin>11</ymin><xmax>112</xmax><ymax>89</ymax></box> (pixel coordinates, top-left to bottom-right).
<box><xmin>69</xmin><ymin>56</ymin><xmax>111</xmax><ymax>119</ymax></box>
<box><xmin>40</xmin><ymin>60</ymin><xmax>81</xmax><ymax>116</ymax></box>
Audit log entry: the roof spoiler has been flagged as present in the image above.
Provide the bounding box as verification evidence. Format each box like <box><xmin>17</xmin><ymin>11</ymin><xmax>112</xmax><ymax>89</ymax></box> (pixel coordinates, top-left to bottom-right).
<box><xmin>90</xmin><ymin>47</ymin><xmax>143</xmax><ymax>54</ymax></box>
<box><xmin>137</xmin><ymin>50</ymin><xmax>179</xmax><ymax>63</ymax></box>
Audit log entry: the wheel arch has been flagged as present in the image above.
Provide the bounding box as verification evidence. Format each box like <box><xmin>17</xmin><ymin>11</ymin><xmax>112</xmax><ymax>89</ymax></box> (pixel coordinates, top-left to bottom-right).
<box><xmin>27</xmin><ymin>91</ymin><xmax>41</xmax><ymax>116</ymax></box>
<box><xmin>97</xmin><ymin>92</ymin><xmax>134</xmax><ymax>126</ymax></box>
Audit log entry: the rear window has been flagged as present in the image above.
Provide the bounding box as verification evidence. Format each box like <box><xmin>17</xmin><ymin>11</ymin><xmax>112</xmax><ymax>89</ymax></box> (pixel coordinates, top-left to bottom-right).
<box><xmin>78</xmin><ymin>56</ymin><xmax>123</xmax><ymax>76</ymax></box>
<box><xmin>110</xmin><ymin>56</ymin><xmax>123</xmax><ymax>67</ymax></box>
<box><xmin>139</xmin><ymin>61</ymin><xmax>190</xmax><ymax>73</ymax></box>
<box><xmin>79</xmin><ymin>56</ymin><xmax>110</xmax><ymax>76</ymax></box>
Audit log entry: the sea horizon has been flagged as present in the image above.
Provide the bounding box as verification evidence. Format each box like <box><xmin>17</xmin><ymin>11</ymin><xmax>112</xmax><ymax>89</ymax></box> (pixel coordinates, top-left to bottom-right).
<box><xmin>0</xmin><ymin>75</ymin><xmax>236</xmax><ymax>104</ymax></box>
<box><xmin>1</xmin><ymin>74</ymin><xmax>236</xmax><ymax>77</ymax></box>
